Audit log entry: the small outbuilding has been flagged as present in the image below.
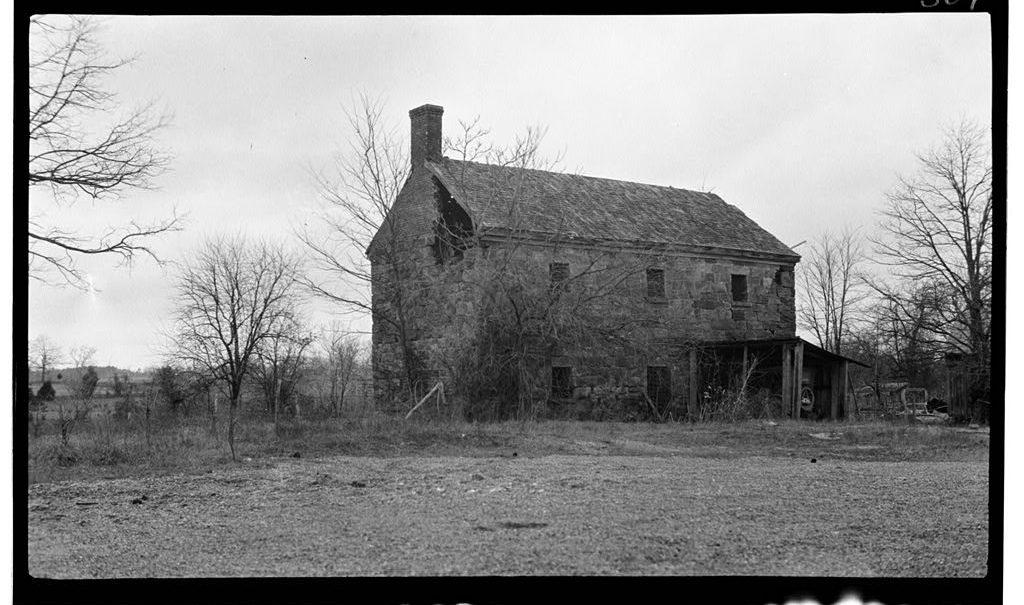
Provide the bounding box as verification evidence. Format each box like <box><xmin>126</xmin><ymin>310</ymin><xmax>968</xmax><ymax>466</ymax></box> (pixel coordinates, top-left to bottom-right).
<box><xmin>676</xmin><ymin>337</ymin><xmax>869</xmax><ymax>420</ymax></box>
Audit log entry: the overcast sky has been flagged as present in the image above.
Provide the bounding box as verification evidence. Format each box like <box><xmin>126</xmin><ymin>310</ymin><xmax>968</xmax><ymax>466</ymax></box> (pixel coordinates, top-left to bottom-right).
<box><xmin>26</xmin><ymin>14</ymin><xmax>993</xmax><ymax>370</ymax></box>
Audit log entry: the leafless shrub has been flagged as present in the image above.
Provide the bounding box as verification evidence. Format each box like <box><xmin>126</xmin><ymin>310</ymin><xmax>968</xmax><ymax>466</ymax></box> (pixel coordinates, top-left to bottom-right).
<box><xmin>55</xmin><ymin>398</ymin><xmax>91</xmax><ymax>447</ymax></box>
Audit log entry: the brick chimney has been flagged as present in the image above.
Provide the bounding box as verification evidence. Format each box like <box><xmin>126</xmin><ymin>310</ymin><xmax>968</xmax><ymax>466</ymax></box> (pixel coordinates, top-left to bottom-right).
<box><xmin>409</xmin><ymin>104</ymin><xmax>443</xmax><ymax>171</ymax></box>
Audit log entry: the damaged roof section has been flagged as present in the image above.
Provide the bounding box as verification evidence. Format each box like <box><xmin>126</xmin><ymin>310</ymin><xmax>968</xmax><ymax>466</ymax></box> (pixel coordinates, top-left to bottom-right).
<box><xmin>430</xmin><ymin>177</ymin><xmax>474</xmax><ymax>264</ymax></box>
<box><xmin>426</xmin><ymin>158</ymin><xmax>800</xmax><ymax>260</ymax></box>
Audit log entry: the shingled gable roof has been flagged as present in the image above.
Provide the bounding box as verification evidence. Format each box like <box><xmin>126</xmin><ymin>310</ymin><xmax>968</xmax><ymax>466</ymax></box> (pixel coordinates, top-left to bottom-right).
<box><xmin>424</xmin><ymin>158</ymin><xmax>800</xmax><ymax>261</ymax></box>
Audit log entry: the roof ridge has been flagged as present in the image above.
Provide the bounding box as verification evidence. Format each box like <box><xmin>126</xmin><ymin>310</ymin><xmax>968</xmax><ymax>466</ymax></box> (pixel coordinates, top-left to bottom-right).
<box><xmin>434</xmin><ymin>157</ymin><xmax>716</xmax><ymax>199</ymax></box>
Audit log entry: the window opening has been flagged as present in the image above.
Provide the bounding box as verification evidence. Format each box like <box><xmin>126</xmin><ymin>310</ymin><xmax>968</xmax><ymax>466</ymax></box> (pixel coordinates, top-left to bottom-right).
<box><xmin>551</xmin><ymin>366</ymin><xmax>572</xmax><ymax>398</ymax></box>
<box><xmin>646</xmin><ymin>268</ymin><xmax>665</xmax><ymax>298</ymax></box>
<box><xmin>647</xmin><ymin>366</ymin><xmax>671</xmax><ymax>405</ymax></box>
<box><xmin>731</xmin><ymin>274</ymin><xmax>748</xmax><ymax>302</ymax></box>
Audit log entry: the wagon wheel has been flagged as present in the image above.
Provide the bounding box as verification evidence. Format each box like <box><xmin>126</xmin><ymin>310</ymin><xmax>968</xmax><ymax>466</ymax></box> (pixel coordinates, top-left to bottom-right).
<box><xmin>800</xmin><ymin>386</ymin><xmax>815</xmax><ymax>413</ymax></box>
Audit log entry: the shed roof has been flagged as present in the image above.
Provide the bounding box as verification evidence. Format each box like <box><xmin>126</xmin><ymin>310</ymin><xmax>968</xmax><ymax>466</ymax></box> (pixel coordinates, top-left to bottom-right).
<box><xmin>425</xmin><ymin>158</ymin><xmax>800</xmax><ymax>260</ymax></box>
<box><xmin>696</xmin><ymin>337</ymin><xmax>870</xmax><ymax>367</ymax></box>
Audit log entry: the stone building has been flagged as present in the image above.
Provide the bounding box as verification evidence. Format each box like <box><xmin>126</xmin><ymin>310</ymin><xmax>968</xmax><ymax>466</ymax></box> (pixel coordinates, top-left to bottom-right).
<box><xmin>368</xmin><ymin>104</ymin><xmax>857</xmax><ymax>420</ymax></box>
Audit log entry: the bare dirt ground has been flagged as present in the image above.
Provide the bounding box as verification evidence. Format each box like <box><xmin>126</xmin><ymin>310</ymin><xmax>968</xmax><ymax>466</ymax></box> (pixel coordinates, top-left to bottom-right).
<box><xmin>28</xmin><ymin>432</ymin><xmax>988</xmax><ymax>577</ymax></box>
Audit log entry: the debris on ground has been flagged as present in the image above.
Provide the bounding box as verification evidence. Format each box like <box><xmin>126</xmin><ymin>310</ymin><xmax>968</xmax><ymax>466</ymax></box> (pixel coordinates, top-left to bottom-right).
<box><xmin>310</xmin><ymin>473</ymin><xmax>335</xmax><ymax>486</ymax></box>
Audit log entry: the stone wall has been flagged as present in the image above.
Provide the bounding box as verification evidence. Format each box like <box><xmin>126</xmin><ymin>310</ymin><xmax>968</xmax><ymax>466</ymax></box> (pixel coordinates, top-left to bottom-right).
<box><xmin>369</xmin><ymin>164</ymin><xmax>487</xmax><ymax>409</ymax></box>
<box><xmin>371</xmin><ymin>166</ymin><xmax>798</xmax><ymax>414</ymax></box>
<box><xmin>462</xmin><ymin>241</ymin><xmax>797</xmax><ymax>415</ymax></box>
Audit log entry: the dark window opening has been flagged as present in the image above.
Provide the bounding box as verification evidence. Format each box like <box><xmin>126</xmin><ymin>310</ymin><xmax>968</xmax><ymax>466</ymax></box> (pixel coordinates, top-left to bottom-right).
<box><xmin>550</xmin><ymin>262</ymin><xmax>569</xmax><ymax>285</ymax></box>
<box><xmin>646</xmin><ymin>268</ymin><xmax>665</xmax><ymax>298</ymax></box>
<box><xmin>431</xmin><ymin>178</ymin><xmax>474</xmax><ymax>265</ymax></box>
<box><xmin>731</xmin><ymin>274</ymin><xmax>748</xmax><ymax>302</ymax></box>
<box><xmin>551</xmin><ymin>366</ymin><xmax>572</xmax><ymax>398</ymax></box>
<box><xmin>647</xmin><ymin>366</ymin><xmax>671</xmax><ymax>405</ymax></box>
<box><xmin>774</xmin><ymin>266</ymin><xmax>792</xmax><ymax>287</ymax></box>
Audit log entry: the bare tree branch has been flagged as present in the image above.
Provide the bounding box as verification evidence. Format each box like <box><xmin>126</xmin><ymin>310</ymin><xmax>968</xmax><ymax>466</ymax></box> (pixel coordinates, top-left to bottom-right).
<box><xmin>28</xmin><ymin>15</ymin><xmax>182</xmax><ymax>290</ymax></box>
<box><xmin>797</xmin><ymin>228</ymin><xmax>869</xmax><ymax>355</ymax></box>
<box><xmin>29</xmin><ymin>335</ymin><xmax>65</xmax><ymax>382</ymax></box>
<box><xmin>868</xmin><ymin>120</ymin><xmax>992</xmax><ymax>369</ymax></box>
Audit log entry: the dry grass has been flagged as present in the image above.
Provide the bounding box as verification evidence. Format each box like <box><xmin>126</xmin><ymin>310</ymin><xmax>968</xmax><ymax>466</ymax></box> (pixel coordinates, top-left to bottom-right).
<box><xmin>26</xmin><ymin>400</ymin><xmax>989</xmax><ymax>484</ymax></box>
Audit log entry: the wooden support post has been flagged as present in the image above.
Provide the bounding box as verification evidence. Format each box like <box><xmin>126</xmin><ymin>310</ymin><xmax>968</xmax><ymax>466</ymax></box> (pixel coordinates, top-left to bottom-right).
<box><xmin>781</xmin><ymin>344</ymin><xmax>793</xmax><ymax>419</ymax></box>
<box><xmin>839</xmin><ymin>361</ymin><xmax>849</xmax><ymax>420</ymax></box>
<box><xmin>688</xmin><ymin>348</ymin><xmax>699</xmax><ymax>420</ymax></box>
<box><xmin>793</xmin><ymin>341</ymin><xmax>804</xmax><ymax>420</ymax></box>
<box><xmin>830</xmin><ymin>363</ymin><xmax>840</xmax><ymax>421</ymax></box>
<box><xmin>742</xmin><ymin>345</ymin><xmax>748</xmax><ymax>381</ymax></box>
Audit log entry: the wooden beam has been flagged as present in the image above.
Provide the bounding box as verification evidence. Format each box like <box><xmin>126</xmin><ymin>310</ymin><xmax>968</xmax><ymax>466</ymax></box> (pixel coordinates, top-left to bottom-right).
<box><xmin>793</xmin><ymin>341</ymin><xmax>804</xmax><ymax>419</ymax></box>
<box><xmin>406</xmin><ymin>382</ymin><xmax>441</xmax><ymax>419</ymax></box>
<box><xmin>781</xmin><ymin>344</ymin><xmax>793</xmax><ymax>419</ymax></box>
<box><xmin>839</xmin><ymin>361</ymin><xmax>849</xmax><ymax>420</ymax></box>
<box><xmin>688</xmin><ymin>348</ymin><xmax>699</xmax><ymax>420</ymax></box>
<box><xmin>830</xmin><ymin>363</ymin><xmax>840</xmax><ymax>421</ymax></box>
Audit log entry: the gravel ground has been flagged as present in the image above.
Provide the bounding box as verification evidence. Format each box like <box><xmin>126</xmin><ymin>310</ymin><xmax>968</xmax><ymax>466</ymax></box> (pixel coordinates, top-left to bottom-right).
<box><xmin>28</xmin><ymin>448</ymin><xmax>988</xmax><ymax>577</ymax></box>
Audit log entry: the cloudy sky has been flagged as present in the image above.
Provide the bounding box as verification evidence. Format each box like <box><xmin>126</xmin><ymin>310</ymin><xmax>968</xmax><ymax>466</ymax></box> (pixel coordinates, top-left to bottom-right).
<box><xmin>26</xmin><ymin>13</ymin><xmax>993</xmax><ymax>370</ymax></box>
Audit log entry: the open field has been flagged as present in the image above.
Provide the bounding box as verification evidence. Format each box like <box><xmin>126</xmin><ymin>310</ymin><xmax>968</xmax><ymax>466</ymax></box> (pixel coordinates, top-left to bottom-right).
<box><xmin>27</xmin><ymin>419</ymin><xmax>989</xmax><ymax>577</ymax></box>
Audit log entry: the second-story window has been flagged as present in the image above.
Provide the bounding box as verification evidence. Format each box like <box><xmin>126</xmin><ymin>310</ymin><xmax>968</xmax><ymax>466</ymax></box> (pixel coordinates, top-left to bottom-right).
<box><xmin>774</xmin><ymin>266</ymin><xmax>792</xmax><ymax>287</ymax></box>
<box><xmin>731</xmin><ymin>274</ymin><xmax>748</xmax><ymax>303</ymax></box>
<box><xmin>646</xmin><ymin>268</ymin><xmax>665</xmax><ymax>299</ymax></box>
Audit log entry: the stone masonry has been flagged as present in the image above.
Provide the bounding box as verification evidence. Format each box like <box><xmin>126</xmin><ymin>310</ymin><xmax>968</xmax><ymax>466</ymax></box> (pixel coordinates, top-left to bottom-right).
<box><xmin>369</xmin><ymin>104</ymin><xmax>799</xmax><ymax>414</ymax></box>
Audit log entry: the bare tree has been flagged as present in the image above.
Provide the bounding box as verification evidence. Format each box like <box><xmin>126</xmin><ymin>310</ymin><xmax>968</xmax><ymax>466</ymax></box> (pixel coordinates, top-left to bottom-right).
<box><xmin>29</xmin><ymin>335</ymin><xmax>64</xmax><ymax>382</ymax></box>
<box><xmin>29</xmin><ymin>15</ymin><xmax>181</xmax><ymax>289</ymax></box>
<box><xmin>67</xmin><ymin>345</ymin><xmax>99</xmax><ymax>398</ymax></box>
<box><xmin>870</xmin><ymin>121</ymin><xmax>992</xmax><ymax>373</ymax></box>
<box><xmin>170</xmin><ymin>235</ymin><xmax>302</xmax><ymax>460</ymax></box>
<box><xmin>253</xmin><ymin>314</ymin><xmax>315</xmax><ymax>428</ymax></box>
<box><xmin>875</xmin><ymin>285</ymin><xmax>942</xmax><ymax>382</ymax></box>
<box><xmin>317</xmin><ymin>325</ymin><xmax>365</xmax><ymax>417</ymax></box>
<box><xmin>797</xmin><ymin>228</ymin><xmax>869</xmax><ymax>355</ymax></box>
<box><xmin>297</xmin><ymin>95</ymin><xmax>419</xmax><ymax>400</ymax></box>
<box><xmin>67</xmin><ymin>344</ymin><xmax>97</xmax><ymax>370</ymax></box>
